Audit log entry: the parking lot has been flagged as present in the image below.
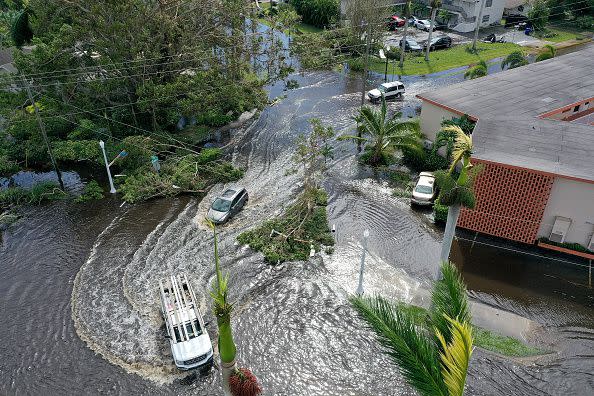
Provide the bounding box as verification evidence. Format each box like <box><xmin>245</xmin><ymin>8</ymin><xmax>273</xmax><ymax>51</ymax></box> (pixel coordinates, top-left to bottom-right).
<box><xmin>384</xmin><ymin>24</ymin><xmax>549</xmax><ymax>49</ymax></box>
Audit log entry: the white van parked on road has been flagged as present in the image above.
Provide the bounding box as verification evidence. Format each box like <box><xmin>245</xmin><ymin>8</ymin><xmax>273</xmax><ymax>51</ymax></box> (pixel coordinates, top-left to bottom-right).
<box><xmin>159</xmin><ymin>274</ymin><xmax>213</xmax><ymax>370</ymax></box>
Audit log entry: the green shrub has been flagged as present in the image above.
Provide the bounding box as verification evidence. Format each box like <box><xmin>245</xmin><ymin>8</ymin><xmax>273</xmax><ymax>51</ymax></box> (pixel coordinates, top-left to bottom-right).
<box><xmin>196</xmin><ymin>110</ymin><xmax>235</xmax><ymax>127</ymax></box>
<box><xmin>75</xmin><ymin>180</ymin><xmax>104</xmax><ymax>202</ymax></box>
<box><xmin>348</xmin><ymin>57</ymin><xmax>365</xmax><ymax>72</ymax></box>
<box><xmin>433</xmin><ymin>198</ymin><xmax>448</xmax><ymax>223</ymax></box>
<box><xmin>0</xmin><ymin>155</ymin><xmax>19</xmax><ymax>176</ymax></box>
<box><xmin>576</xmin><ymin>16</ymin><xmax>594</xmax><ymax>30</ymax></box>
<box><xmin>289</xmin><ymin>0</ymin><xmax>339</xmax><ymax>28</ymax></box>
<box><xmin>401</xmin><ymin>146</ymin><xmax>449</xmax><ymax>172</ymax></box>
<box><xmin>1</xmin><ymin>182</ymin><xmax>66</xmax><ymax>208</ymax></box>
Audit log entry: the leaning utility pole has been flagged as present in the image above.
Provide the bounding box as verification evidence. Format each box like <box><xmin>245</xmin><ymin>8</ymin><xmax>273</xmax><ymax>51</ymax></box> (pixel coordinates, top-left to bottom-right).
<box><xmin>358</xmin><ymin>22</ymin><xmax>371</xmax><ymax>153</ymax></box>
<box><xmin>22</xmin><ymin>76</ymin><xmax>65</xmax><ymax>190</ymax></box>
<box><xmin>472</xmin><ymin>0</ymin><xmax>487</xmax><ymax>52</ymax></box>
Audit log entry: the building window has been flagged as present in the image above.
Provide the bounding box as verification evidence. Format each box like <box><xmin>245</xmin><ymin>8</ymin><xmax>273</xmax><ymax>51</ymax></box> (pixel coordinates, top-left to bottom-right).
<box><xmin>482</xmin><ymin>15</ymin><xmax>490</xmax><ymax>23</ymax></box>
<box><xmin>486</xmin><ymin>0</ymin><xmax>492</xmax><ymax>7</ymax></box>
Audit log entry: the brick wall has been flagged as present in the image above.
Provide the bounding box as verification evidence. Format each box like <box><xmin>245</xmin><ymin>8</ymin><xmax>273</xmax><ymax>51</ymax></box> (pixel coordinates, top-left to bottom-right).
<box><xmin>458</xmin><ymin>160</ymin><xmax>554</xmax><ymax>244</ymax></box>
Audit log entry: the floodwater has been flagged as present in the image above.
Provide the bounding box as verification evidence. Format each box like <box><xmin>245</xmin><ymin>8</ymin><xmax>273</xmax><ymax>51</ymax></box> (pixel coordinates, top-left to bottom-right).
<box><xmin>2</xmin><ymin>63</ymin><xmax>594</xmax><ymax>395</ymax></box>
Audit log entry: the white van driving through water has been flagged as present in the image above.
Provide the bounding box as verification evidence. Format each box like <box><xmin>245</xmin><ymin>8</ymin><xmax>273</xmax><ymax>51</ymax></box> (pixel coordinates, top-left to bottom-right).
<box><xmin>159</xmin><ymin>274</ymin><xmax>213</xmax><ymax>370</ymax></box>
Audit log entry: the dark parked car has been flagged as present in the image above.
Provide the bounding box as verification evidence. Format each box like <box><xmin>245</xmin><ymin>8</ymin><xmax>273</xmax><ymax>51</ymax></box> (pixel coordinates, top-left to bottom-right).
<box><xmin>207</xmin><ymin>186</ymin><xmax>248</xmax><ymax>224</ymax></box>
<box><xmin>423</xmin><ymin>35</ymin><xmax>452</xmax><ymax>51</ymax></box>
<box><xmin>399</xmin><ymin>38</ymin><xmax>422</xmax><ymax>51</ymax></box>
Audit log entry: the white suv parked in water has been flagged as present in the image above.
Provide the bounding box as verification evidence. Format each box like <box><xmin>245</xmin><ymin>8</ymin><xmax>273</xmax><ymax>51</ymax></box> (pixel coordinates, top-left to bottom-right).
<box><xmin>367</xmin><ymin>81</ymin><xmax>405</xmax><ymax>103</ymax></box>
<box><xmin>159</xmin><ymin>274</ymin><xmax>213</xmax><ymax>370</ymax></box>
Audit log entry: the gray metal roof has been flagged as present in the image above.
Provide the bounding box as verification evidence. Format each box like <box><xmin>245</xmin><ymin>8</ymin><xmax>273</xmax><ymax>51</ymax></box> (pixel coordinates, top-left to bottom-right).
<box><xmin>417</xmin><ymin>45</ymin><xmax>594</xmax><ymax>181</ymax></box>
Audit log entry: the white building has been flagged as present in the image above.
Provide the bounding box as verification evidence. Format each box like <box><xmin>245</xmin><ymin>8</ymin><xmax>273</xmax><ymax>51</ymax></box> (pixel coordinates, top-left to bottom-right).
<box><xmin>440</xmin><ymin>0</ymin><xmax>507</xmax><ymax>32</ymax></box>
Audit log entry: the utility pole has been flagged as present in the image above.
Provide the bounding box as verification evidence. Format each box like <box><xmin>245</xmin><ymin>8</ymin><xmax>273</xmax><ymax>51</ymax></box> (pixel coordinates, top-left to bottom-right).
<box><xmin>358</xmin><ymin>22</ymin><xmax>371</xmax><ymax>153</ymax></box>
<box><xmin>356</xmin><ymin>229</ymin><xmax>370</xmax><ymax>295</ymax></box>
<box><xmin>399</xmin><ymin>0</ymin><xmax>411</xmax><ymax>68</ymax></box>
<box><xmin>22</xmin><ymin>76</ymin><xmax>65</xmax><ymax>190</ymax></box>
<box><xmin>472</xmin><ymin>0</ymin><xmax>487</xmax><ymax>52</ymax></box>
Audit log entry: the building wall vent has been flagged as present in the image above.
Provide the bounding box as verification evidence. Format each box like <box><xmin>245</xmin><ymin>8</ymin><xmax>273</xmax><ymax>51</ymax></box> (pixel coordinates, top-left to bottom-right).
<box><xmin>588</xmin><ymin>233</ymin><xmax>594</xmax><ymax>252</ymax></box>
<box><xmin>549</xmin><ymin>216</ymin><xmax>572</xmax><ymax>243</ymax></box>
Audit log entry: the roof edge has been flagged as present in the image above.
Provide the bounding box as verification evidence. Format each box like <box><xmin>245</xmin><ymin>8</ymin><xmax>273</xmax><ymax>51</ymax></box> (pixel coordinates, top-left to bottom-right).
<box><xmin>416</xmin><ymin>94</ymin><xmax>479</xmax><ymax>121</ymax></box>
<box><xmin>472</xmin><ymin>158</ymin><xmax>594</xmax><ymax>185</ymax></box>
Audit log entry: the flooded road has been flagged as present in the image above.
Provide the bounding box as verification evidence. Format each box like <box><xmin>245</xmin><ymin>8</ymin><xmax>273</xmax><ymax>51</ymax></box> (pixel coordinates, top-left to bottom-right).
<box><xmin>2</xmin><ymin>66</ymin><xmax>594</xmax><ymax>395</ymax></box>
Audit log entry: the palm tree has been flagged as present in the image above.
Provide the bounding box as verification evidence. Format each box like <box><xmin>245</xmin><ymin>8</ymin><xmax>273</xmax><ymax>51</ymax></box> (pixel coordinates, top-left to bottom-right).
<box><xmin>340</xmin><ymin>95</ymin><xmax>422</xmax><ymax>166</ymax></box>
<box><xmin>399</xmin><ymin>0</ymin><xmax>412</xmax><ymax>68</ymax></box>
<box><xmin>208</xmin><ymin>222</ymin><xmax>261</xmax><ymax>396</ymax></box>
<box><xmin>535</xmin><ymin>44</ymin><xmax>556</xmax><ymax>62</ymax></box>
<box><xmin>463</xmin><ymin>60</ymin><xmax>488</xmax><ymax>80</ymax></box>
<box><xmin>351</xmin><ymin>262</ymin><xmax>473</xmax><ymax>396</ymax></box>
<box><xmin>501</xmin><ymin>50</ymin><xmax>528</xmax><ymax>70</ymax></box>
<box><xmin>435</xmin><ymin>126</ymin><xmax>476</xmax><ymax>278</ymax></box>
<box><xmin>425</xmin><ymin>0</ymin><xmax>442</xmax><ymax>61</ymax></box>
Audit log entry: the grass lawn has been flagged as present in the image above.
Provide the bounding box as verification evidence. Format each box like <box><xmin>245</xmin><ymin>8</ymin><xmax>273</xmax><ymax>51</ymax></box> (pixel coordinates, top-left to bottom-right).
<box><xmin>368</xmin><ymin>42</ymin><xmax>522</xmax><ymax>76</ymax></box>
<box><xmin>539</xmin><ymin>27</ymin><xmax>584</xmax><ymax>43</ymax></box>
<box><xmin>398</xmin><ymin>303</ymin><xmax>546</xmax><ymax>357</ymax></box>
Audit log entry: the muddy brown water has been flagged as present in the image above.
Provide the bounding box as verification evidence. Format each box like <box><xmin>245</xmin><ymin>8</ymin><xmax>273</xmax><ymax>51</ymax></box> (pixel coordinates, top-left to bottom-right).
<box><xmin>2</xmin><ymin>66</ymin><xmax>594</xmax><ymax>395</ymax></box>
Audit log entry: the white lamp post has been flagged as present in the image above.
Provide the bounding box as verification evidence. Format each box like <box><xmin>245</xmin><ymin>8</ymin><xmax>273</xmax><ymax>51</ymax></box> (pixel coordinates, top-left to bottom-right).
<box><xmin>356</xmin><ymin>229</ymin><xmax>370</xmax><ymax>295</ymax></box>
<box><xmin>99</xmin><ymin>140</ymin><xmax>116</xmax><ymax>194</ymax></box>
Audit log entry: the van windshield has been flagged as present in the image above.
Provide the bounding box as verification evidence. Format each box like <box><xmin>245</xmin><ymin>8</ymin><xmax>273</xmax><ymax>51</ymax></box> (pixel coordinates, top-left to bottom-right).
<box><xmin>173</xmin><ymin>319</ymin><xmax>202</xmax><ymax>342</ymax></box>
<box><xmin>211</xmin><ymin>198</ymin><xmax>231</xmax><ymax>212</ymax></box>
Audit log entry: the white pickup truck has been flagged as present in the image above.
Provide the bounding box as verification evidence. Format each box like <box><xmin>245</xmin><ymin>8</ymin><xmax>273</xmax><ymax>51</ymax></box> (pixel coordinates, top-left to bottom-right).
<box><xmin>159</xmin><ymin>274</ymin><xmax>213</xmax><ymax>370</ymax></box>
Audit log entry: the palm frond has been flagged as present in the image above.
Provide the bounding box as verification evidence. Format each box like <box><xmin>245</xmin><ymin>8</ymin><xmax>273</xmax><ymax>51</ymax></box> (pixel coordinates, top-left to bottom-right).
<box><xmin>442</xmin><ymin>126</ymin><xmax>472</xmax><ymax>174</ymax></box>
<box><xmin>435</xmin><ymin>315</ymin><xmax>473</xmax><ymax>396</ymax></box>
<box><xmin>350</xmin><ymin>295</ymin><xmax>448</xmax><ymax>396</ymax></box>
<box><xmin>429</xmin><ymin>262</ymin><xmax>471</xmax><ymax>346</ymax></box>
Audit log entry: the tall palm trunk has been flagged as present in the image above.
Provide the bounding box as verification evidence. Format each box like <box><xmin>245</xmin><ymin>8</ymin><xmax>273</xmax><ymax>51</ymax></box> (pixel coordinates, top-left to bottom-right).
<box><xmin>425</xmin><ymin>8</ymin><xmax>437</xmax><ymax>61</ymax></box>
<box><xmin>438</xmin><ymin>204</ymin><xmax>460</xmax><ymax>279</ymax></box>
<box><xmin>399</xmin><ymin>15</ymin><xmax>409</xmax><ymax>68</ymax></box>
<box><xmin>212</xmin><ymin>225</ymin><xmax>237</xmax><ymax>395</ymax></box>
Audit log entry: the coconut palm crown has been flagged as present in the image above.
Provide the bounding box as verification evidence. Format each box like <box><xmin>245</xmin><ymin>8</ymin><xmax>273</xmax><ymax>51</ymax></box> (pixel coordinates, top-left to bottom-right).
<box><xmin>351</xmin><ymin>262</ymin><xmax>474</xmax><ymax>396</ymax></box>
<box><xmin>340</xmin><ymin>95</ymin><xmax>422</xmax><ymax>166</ymax></box>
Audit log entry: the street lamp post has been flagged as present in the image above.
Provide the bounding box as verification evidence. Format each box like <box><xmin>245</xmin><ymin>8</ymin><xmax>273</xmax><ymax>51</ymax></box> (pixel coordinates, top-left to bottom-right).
<box><xmin>99</xmin><ymin>140</ymin><xmax>117</xmax><ymax>194</ymax></box>
<box><xmin>356</xmin><ymin>229</ymin><xmax>370</xmax><ymax>295</ymax></box>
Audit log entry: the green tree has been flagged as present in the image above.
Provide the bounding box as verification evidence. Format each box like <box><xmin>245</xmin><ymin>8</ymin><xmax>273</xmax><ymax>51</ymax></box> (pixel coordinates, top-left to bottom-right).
<box><xmin>425</xmin><ymin>0</ymin><xmax>443</xmax><ymax>61</ymax></box>
<box><xmin>340</xmin><ymin>95</ymin><xmax>422</xmax><ymax>166</ymax></box>
<box><xmin>528</xmin><ymin>0</ymin><xmax>550</xmax><ymax>31</ymax></box>
<box><xmin>351</xmin><ymin>262</ymin><xmax>473</xmax><ymax>396</ymax></box>
<box><xmin>535</xmin><ymin>44</ymin><xmax>556</xmax><ymax>62</ymax></box>
<box><xmin>435</xmin><ymin>126</ymin><xmax>477</xmax><ymax>277</ymax></box>
<box><xmin>463</xmin><ymin>60</ymin><xmax>488</xmax><ymax>80</ymax></box>
<box><xmin>290</xmin><ymin>0</ymin><xmax>339</xmax><ymax>28</ymax></box>
<box><xmin>501</xmin><ymin>50</ymin><xmax>528</xmax><ymax>70</ymax></box>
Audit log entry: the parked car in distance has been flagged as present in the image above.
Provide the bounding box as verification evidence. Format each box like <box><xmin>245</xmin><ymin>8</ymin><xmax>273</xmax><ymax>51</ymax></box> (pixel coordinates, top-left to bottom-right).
<box><xmin>159</xmin><ymin>274</ymin><xmax>213</xmax><ymax>371</ymax></box>
<box><xmin>367</xmin><ymin>81</ymin><xmax>405</xmax><ymax>103</ymax></box>
<box><xmin>423</xmin><ymin>35</ymin><xmax>452</xmax><ymax>51</ymax></box>
<box><xmin>399</xmin><ymin>38</ymin><xmax>422</xmax><ymax>51</ymax></box>
<box><xmin>414</xmin><ymin>19</ymin><xmax>432</xmax><ymax>31</ymax></box>
<box><xmin>387</xmin><ymin>15</ymin><xmax>406</xmax><ymax>30</ymax></box>
<box><xmin>207</xmin><ymin>186</ymin><xmax>248</xmax><ymax>224</ymax></box>
<box><xmin>408</xmin><ymin>16</ymin><xmax>419</xmax><ymax>26</ymax></box>
<box><xmin>411</xmin><ymin>172</ymin><xmax>437</xmax><ymax>206</ymax></box>
<box><xmin>504</xmin><ymin>14</ymin><xmax>527</xmax><ymax>28</ymax></box>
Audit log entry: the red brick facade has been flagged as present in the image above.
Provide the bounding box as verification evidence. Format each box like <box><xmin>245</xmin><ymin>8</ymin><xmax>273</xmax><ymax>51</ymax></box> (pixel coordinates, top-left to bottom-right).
<box><xmin>458</xmin><ymin>160</ymin><xmax>554</xmax><ymax>244</ymax></box>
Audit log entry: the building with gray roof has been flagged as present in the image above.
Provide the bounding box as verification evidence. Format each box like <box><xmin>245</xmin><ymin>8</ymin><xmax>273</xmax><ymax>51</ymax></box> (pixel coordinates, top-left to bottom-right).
<box><xmin>416</xmin><ymin>45</ymin><xmax>594</xmax><ymax>257</ymax></box>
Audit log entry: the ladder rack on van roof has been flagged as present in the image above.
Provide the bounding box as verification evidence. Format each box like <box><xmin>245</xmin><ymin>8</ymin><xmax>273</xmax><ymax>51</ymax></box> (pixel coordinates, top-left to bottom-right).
<box><xmin>159</xmin><ymin>274</ymin><xmax>201</xmax><ymax>343</ymax></box>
